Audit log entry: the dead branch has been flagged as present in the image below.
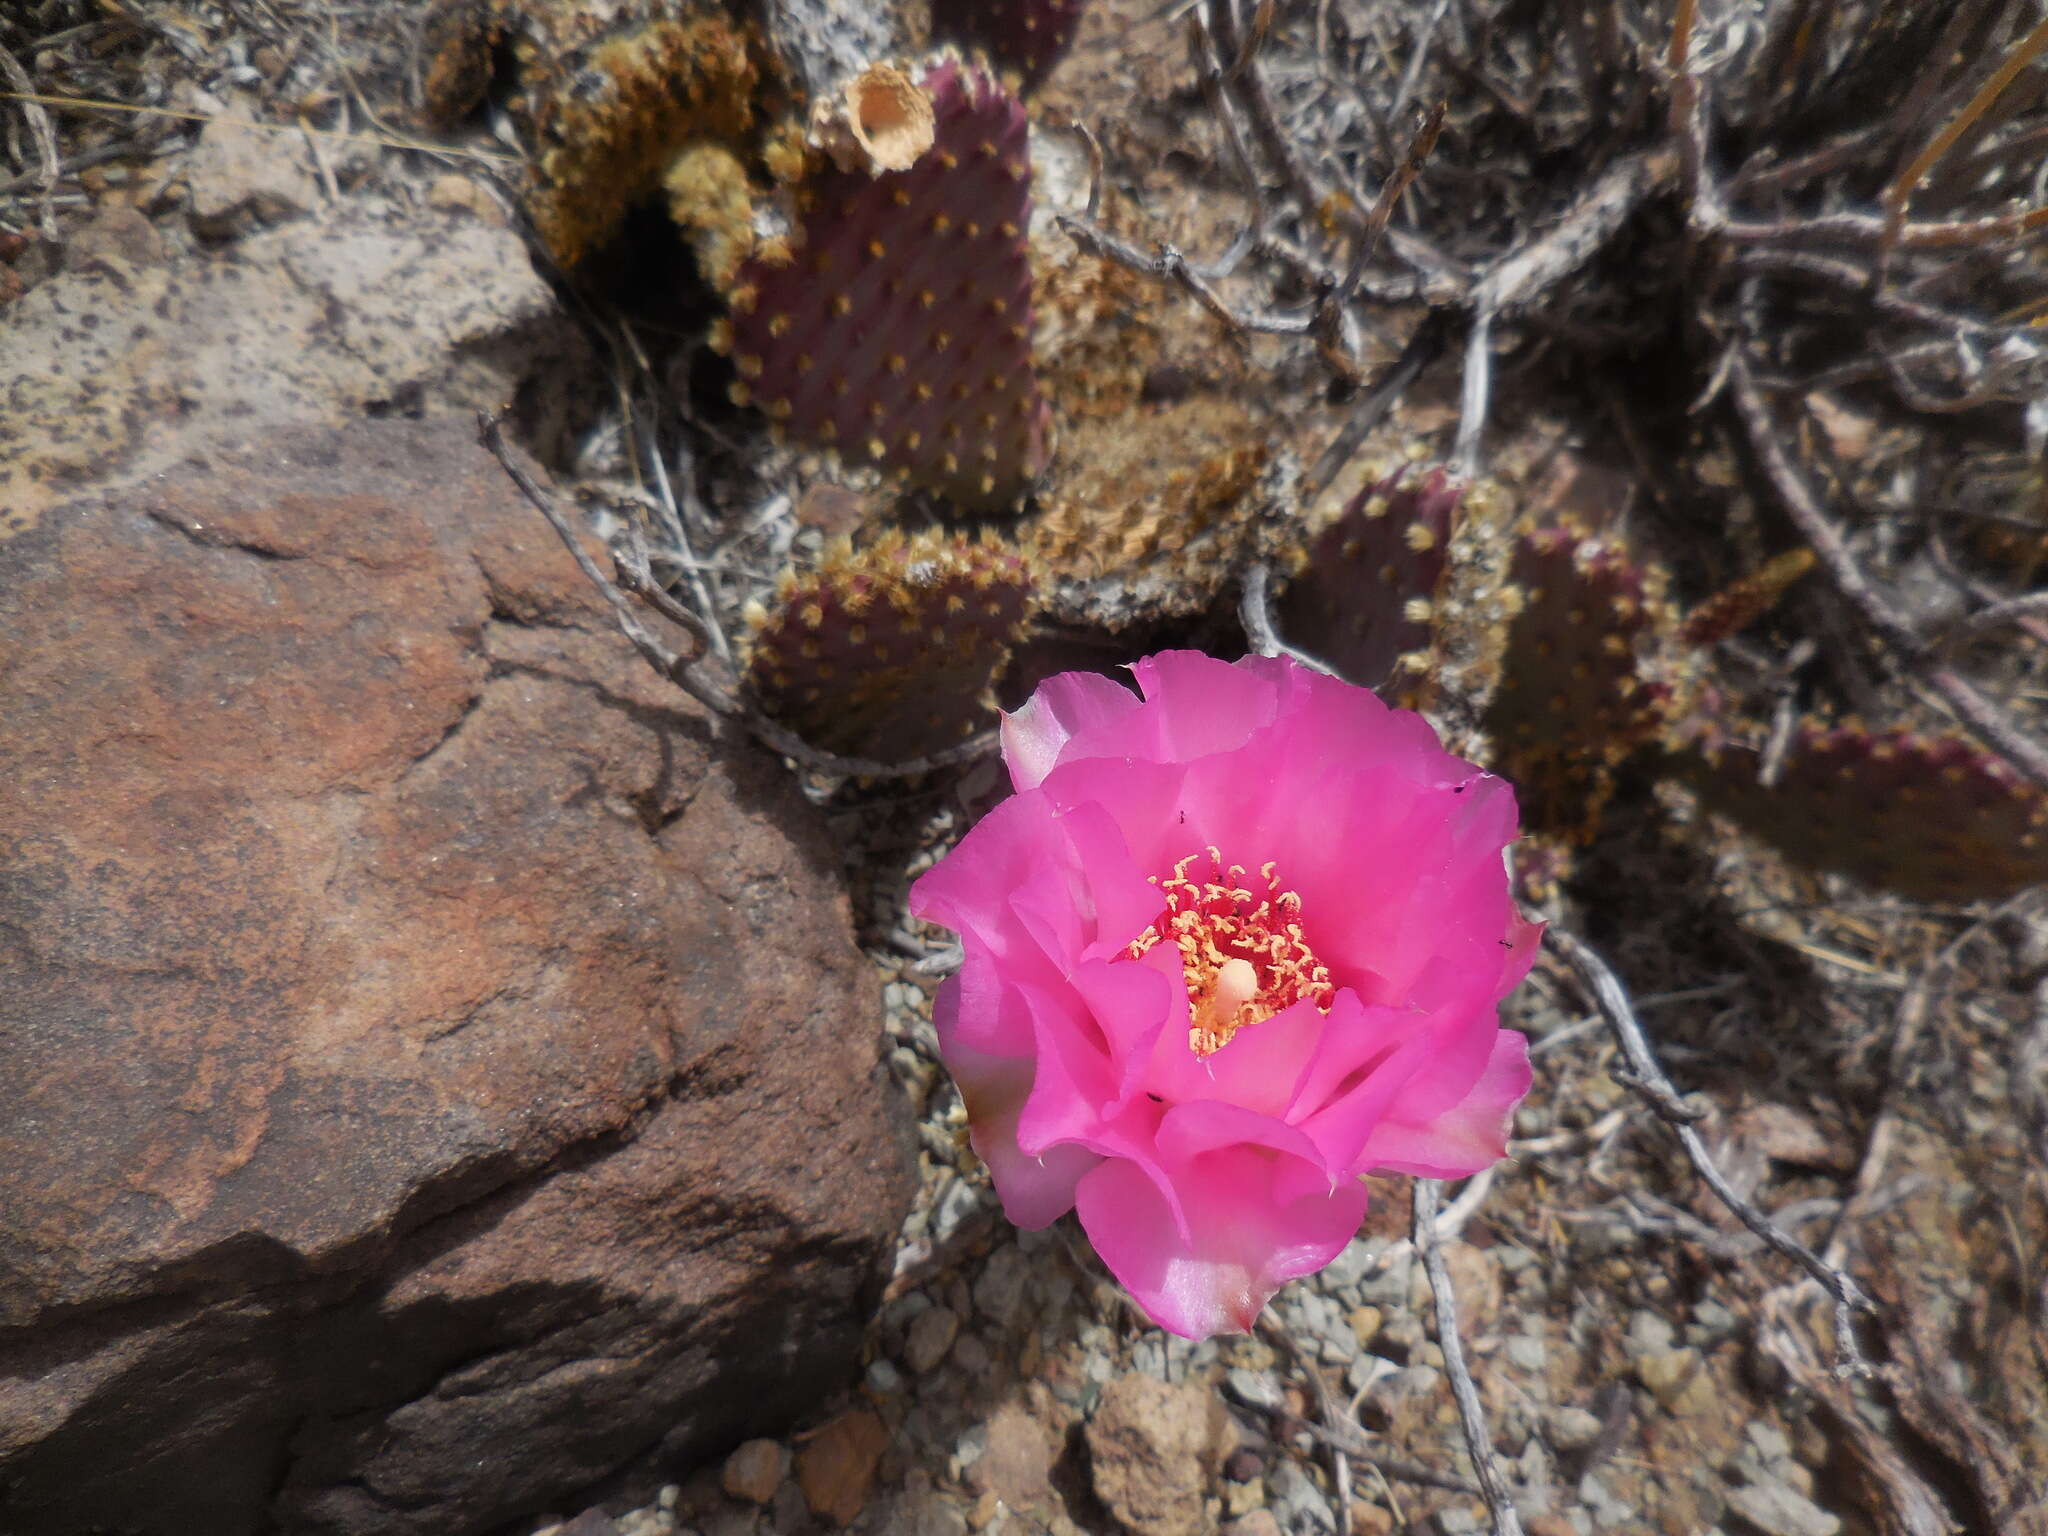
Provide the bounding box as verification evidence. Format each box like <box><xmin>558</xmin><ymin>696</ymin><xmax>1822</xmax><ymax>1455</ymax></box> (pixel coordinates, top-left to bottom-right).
<box><xmin>1301</xmin><ymin>308</ymin><xmax>1455</xmax><ymax>506</ymax></box>
<box><xmin>1878</xmin><ymin>12</ymin><xmax>2048</xmax><ymax>281</ymax></box>
<box><xmin>1335</xmin><ymin>99</ymin><xmax>1444</xmax><ymax>304</ymax></box>
<box><xmin>1727</xmin><ymin>205</ymin><xmax>2048</xmax><ymax>252</ymax></box>
<box><xmin>1728</xmin><ymin>356</ymin><xmax>2048</xmax><ymax>789</ymax></box>
<box><xmin>1545</xmin><ymin>927</ymin><xmax>1877</xmax><ymax>1377</ymax></box>
<box><xmin>1056</xmin><ymin>213</ymin><xmax>1313</xmax><ymax>337</ymax></box>
<box><xmin>1468</xmin><ymin>148</ymin><xmax>1680</xmax><ymax>319</ymax></box>
<box><xmin>1259</xmin><ymin>1314</ymin><xmax>1486</xmax><ymax>1502</ymax></box>
<box><xmin>1413</xmin><ymin>1178</ymin><xmax>1524</xmax><ymax>1536</ymax></box>
<box><xmin>0</xmin><ymin>42</ymin><xmax>59</xmax><ymax>239</ymax></box>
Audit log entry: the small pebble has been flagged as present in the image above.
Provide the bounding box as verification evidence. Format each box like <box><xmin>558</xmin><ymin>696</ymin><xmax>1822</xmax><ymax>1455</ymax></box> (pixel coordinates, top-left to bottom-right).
<box><xmin>973</xmin><ymin>1243</ymin><xmax>1032</xmax><ymax>1328</ymax></box>
<box><xmin>721</xmin><ymin>1439</ymin><xmax>786</xmax><ymax>1505</ymax></box>
<box><xmin>950</xmin><ymin>1331</ymin><xmax>992</xmax><ymax>1373</ymax></box>
<box><xmin>1546</xmin><ymin>1405</ymin><xmax>1604</xmax><ymax>1451</ymax></box>
<box><xmin>905</xmin><ymin>1305</ymin><xmax>961</xmax><ymax>1375</ymax></box>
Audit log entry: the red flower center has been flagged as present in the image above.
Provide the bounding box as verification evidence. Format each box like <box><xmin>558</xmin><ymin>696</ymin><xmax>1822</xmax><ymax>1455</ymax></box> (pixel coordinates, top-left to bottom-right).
<box><xmin>1127</xmin><ymin>846</ymin><xmax>1336</xmax><ymax>1057</ymax></box>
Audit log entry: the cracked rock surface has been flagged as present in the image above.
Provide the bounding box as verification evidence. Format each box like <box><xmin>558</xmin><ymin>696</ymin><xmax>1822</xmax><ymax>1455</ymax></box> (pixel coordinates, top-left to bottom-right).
<box><xmin>0</xmin><ymin>417</ymin><xmax>917</xmax><ymax>1536</ymax></box>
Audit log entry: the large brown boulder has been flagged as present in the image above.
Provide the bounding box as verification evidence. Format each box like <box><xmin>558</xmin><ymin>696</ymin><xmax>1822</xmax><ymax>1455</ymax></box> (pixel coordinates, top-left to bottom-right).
<box><xmin>0</xmin><ymin>418</ymin><xmax>917</xmax><ymax>1535</ymax></box>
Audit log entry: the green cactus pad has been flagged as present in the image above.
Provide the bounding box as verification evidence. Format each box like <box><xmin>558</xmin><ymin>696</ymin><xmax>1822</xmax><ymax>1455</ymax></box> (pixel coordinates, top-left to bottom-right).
<box><xmin>716</xmin><ymin>57</ymin><xmax>1049</xmax><ymax>509</ymax></box>
<box><xmin>1682</xmin><ymin>724</ymin><xmax>2048</xmax><ymax>902</ymax></box>
<box><xmin>742</xmin><ymin>527</ymin><xmax>1038</xmax><ymax>762</ymax></box>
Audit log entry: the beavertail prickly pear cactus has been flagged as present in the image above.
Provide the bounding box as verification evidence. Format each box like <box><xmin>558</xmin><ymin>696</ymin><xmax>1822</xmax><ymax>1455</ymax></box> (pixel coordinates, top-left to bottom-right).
<box><xmin>1278</xmin><ymin>463</ymin><xmax>1463</xmax><ymax>696</ymax></box>
<box><xmin>930</xmin><ymin>0</ymin><xmax>1088</xmax><ymax>91</ymax></box>
<box><xmin>1679</xmin><ymin>723</ymin><xmax>2048</xmax><ymax>902</ymax></box>
<box><xmin>712</xmin><ymin>58</ymin><xmax>1050</xmax><ymax>509</ymax></box>
<box><xmin>742</xmin><ymin>527</ymin><xmax>1038</xmax><ymax>762</ymax></box>
<box><xmin>1484</xmin><ymin>520</ymin><xmax>1679</xmax><ymax>840</ymax></box>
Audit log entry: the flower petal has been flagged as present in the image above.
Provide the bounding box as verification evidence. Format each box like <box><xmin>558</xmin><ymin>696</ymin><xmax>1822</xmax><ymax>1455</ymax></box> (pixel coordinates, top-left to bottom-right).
<box><xmin>932</xmin><ymin>952</ymin><xmax>1036</xmax><ymax>1059</ymax></box>
<box><xmin>911</xmin><ymin>792</ymin><xmax>1073</xmax><ymax>985</ymax></box>
<box><xmin>1068</xmin><ymin>954</ymin><xmax>1181</xmax><ymax>1115</ymax></box>
<box><xmin>1002</xmin><ymin>669</ymin><xmax>1143</xmax><ymax>792</ymax></box>
<box><xmin>1013</xmin><ymin>978</ymin><xmax>1118</xmax><ymax>1155</ymax></box>
<box><xmin>1040</xmin><ymin>756</ymin><xmax>1192</xmax><ymax>888</ymax></box>
<box><xmin>1075</xmin><ymin>1143</ymin><xmax>1368</xmax><ymax>1339</ymax></box>
<box><xmin>1141</xmin><ymin>993</ymin><xmax>1330</xmax><ymax>1121</ymax></box>
<box><xmin>1358</xmin><ymin>1027</ymin><xmax>1531</xmax><ymax>1178</ymax></box>
<box><xmin>937</xmin><ymin>1024</ymin><xmax>1100</xmax><ymax>1228</ymax></box>
<box><xmin>1122</xmin><ymin>650</ymin><xmax>1287</xmax><ymax>762</ymax></box>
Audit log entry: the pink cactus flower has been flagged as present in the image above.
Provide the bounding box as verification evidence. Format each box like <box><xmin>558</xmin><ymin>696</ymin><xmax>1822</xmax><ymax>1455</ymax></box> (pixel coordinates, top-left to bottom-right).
<box><xmin>909</xmin><ymin>651</ymin><xmax>1539</xmax><ymax>1339</ymax></box>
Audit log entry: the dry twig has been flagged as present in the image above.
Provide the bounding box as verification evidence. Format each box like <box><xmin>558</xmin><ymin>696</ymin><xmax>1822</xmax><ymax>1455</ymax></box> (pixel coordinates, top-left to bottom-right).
<box><xmin>1728</xmin><ymin>355</ymin><xmax>2048</xmax><ymax>789</ymax></box>
<box><xmin>1413</xmin><ymin>1178</ymin><xmax>1523</xmax><ymax>1536</ymax></box>
<box><xmin>1546</xmin><ymin>927</ymin><xmax>1877</xmax><ymax>1376</ymax></box>
<box><xmin>477</xmin><ymin>414</ymin><xmax>997</xmax><ymax>781</ymax></box>
<box><xmin>0</xmin><ymin>43</ymin><xmax>60</xmax><ymax>239</ymax></box>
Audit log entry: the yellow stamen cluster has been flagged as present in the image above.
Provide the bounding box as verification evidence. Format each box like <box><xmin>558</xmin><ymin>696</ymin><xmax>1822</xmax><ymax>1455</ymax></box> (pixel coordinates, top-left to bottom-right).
<box><xmin>1128</xmin><ymin>848</ymin><xmax>1334</xmax><ymax>1057</ymax></box>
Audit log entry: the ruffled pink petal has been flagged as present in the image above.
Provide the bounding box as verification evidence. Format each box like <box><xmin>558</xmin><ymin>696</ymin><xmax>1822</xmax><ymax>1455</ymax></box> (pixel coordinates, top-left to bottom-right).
<box><xmin>1119</xmin><ymin>651</ymin><xmax>1286</xmax><ymax>762</ymax></box>
<box><xmin>1294</xmin><ymin>978</ymin><xmax>1507</xmax><ymax>1171</ymax></box>
<box><xmin>1056</xmin><ymin>800</ymin><xmax>1169</xmax><ymax>959</ymax></box>
<box><xmin>1013</xmin><ymin>978</ymin><xmax>1118</xmax><ymax>1156</ymax></box>
<box><xmin>1067</xmin><ymin>954</ymin><xmax>1181</xmax><ymax>1114</ymax></box>
<box><xmin>1358</xmin><ymin>1028</ymin><xmax>1531</xmax><ymax>1179</ymax></box>
<box><xmin>1075</xmin><ymin>1144</ymin><xmax>1369</xmax><ymax>1339</ymax></box>
<box><xmin>1281</xmin><ymin>988</ymin><xmax>1417</xmax><ymax>1124</ymax></box>
<box><xmin>1356</xmin><ymin>957</ymin><xmax>1512</xmax><ymax>1126</ymax></box>
<box><xmin>1152</xmin><ymin>1096</ymin><xmax>1328</xmax><ymax>1172</ymax></box>
<box><xmin>1303</xmin><ymin>772</ymin><xmax>1523</xmax><ymax>1005</ymax></box>
<box><xmin>1140</xmin><ymin>993</ymin><xmax>1329</xmax><ymax>1121</ymax></box>
<box><xmin>932</xmin><ymin>952</ymin><xmax>1037</xmax><ymax>1059</ymax></box>
<box><xmin>1009</xmin><ymin>853</ymin><xmax>1096</xmax><ymax>979</ymax></box>
<box><xmin>1287</xmin><ymin>1003</ymin><xmax>1448</xmax><ymax>1177</ymax></box>
<box><xmin>911</xmin><ymin>792</ymin><xmax>1075</xmax><ymax>989</ymax></box>
<box><xmin>1040</xmin><ymin>757</ymin><xmax>1191</xmax><ymax>889</ymax></box>
<box><xmin>1499</xmin><ymin>908</ymin><xmax>1545</xmax><ymax>993</ymax></box>
<box><xmin>940</xmin><ymin>1034</ymin><xmax>1099</xmax><ymax>1229</ymax></box>
<box><xmin>1002</xmin><ymin>670</ymin><xmax>1144</xmax><ymax>792</ymax></box>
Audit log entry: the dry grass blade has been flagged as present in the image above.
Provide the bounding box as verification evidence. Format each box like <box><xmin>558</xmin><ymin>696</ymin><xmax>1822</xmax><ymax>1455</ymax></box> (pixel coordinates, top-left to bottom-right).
<box><xmin>1878</xmin><ymin>11</ymin><xmax>2048</xmax><ymax>277</ymax></box>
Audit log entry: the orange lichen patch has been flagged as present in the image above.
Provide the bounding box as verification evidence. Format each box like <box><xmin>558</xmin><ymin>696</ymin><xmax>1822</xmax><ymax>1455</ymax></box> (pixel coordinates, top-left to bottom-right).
<box><xmin>1128</xmin><ymin>848</ymin><xmax>1335</xmax><ymax>1057</ymax></box>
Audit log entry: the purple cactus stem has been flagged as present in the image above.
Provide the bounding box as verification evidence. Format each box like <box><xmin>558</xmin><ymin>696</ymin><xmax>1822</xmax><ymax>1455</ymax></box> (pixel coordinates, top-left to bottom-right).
<box><xmin>1685</xmin><ymin>724</ymin><xmax>2048</xmax><ymax>901</ymax></box>
<box><xmin>723</xmin><ymin>58</ymin><xmax>1049</xmax><ymax>509</ymax></box>
<box><xmin>931</xmin><ymin>0</ymin><xmax>1089</xmax><ymax>91</ymax></box>
<box><xmin>1487</xmin><ymin>520</ymin><xmax>1675</xmax><ymax>838</ymax></box>
<box><xmin>1279</xmin><ymin>463</ymin><xmax>1462</xmax><ymax>695</ymax></box>
<box><xmin>744</xmin><ymin>528</ymin><xmax>1039</xmax><ymax>762</ymax></box>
